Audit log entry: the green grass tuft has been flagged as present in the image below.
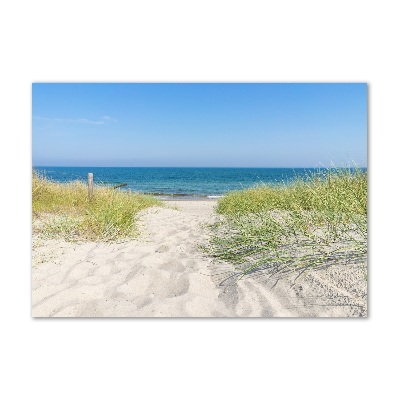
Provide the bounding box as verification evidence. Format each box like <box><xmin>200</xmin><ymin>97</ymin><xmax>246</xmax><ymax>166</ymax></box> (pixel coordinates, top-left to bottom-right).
<box><xmin>32</xmin><ymin>170</ymin><xmax>161</xmax><ymax>241</ymax></box>
<box><xmin>205</xmin><ymin>167</ymin><xmax>367</xmax><ymax>284</ymax></box>
<box><xmin>217</xmin><ymin>167</ymin><xmax>367</xmax><ymax>216</ymax></box>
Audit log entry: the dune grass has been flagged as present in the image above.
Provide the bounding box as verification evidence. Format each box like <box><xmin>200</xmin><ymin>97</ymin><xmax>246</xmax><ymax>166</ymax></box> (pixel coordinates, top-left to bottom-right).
<box><xmin>32</xmin><ymin>171</ymin><xmax>160</xmax><ymax>241</ymax></box>
<box><xmin>205</xmin><ymin>167</ymin><xmax>367</xmax><ymax>284</ymax></box>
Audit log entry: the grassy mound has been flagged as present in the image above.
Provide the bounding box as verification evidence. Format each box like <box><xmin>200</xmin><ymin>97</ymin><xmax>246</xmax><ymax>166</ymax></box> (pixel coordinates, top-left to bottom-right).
<box><xmin>206</xmin><ymin>167</ymin><xmax>367</xmax><ymax>283</ymax></box>
<box><xmin>32</xmin><ymin>171</ymin><xmax>160</xmax><ymax>241</ymax></box>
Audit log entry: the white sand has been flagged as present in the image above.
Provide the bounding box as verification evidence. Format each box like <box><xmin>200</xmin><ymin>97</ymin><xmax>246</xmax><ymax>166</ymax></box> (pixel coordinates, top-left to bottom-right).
<box><xmin>32</xmin><ymin>201</ymin><xmax>367</xmax><ymax>317</ymax></box>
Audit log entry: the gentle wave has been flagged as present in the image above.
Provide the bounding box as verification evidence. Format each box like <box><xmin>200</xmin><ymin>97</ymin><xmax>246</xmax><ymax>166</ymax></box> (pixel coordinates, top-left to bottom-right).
<box><xmin>33</xmin><ymin>167</ymin><xmax>366</xmax><ymax>198</ymax></box>
<box><xmin>144</xmin><ymin>192</ymin><xmax>202</xmax><ymax>197</ymax></box>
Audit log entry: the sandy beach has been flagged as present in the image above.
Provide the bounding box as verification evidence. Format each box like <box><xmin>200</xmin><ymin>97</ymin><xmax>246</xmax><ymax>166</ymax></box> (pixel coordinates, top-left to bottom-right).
<box><xmin>32</xmin><ymin>200</ymin><xmax>367</xmax><ymax>317</ymax></box>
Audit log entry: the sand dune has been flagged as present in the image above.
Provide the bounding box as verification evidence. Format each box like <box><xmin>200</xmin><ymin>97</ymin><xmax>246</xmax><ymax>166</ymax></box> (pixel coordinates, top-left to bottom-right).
<box><xmin>32</xmin><ymin>201</ymin><xmax>367</xmax><ymax>317</ymax></box>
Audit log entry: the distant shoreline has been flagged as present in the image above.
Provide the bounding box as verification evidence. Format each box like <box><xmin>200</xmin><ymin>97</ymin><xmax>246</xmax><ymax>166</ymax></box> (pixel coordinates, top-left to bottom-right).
<box><xmin>33</xmin><ymin>166</ymin><xmax>367</xmax><ymax>201</ymax></box>
<box><xmin>146</xmin><ymin>192</ymin><xmax>223</xmax><ymax>200</ymax></box>
<box><xmin>161</xmin><ymin>197</ymin><xmax>219</xmax><ymax>201</ymax></box>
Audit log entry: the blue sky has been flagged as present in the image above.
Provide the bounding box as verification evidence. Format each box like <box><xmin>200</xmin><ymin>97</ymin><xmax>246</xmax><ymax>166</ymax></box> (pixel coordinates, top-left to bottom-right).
<box><xmin>32</xmin><ymin>83</ymin><xmax>367</xmax><ymax>167</ymax></box>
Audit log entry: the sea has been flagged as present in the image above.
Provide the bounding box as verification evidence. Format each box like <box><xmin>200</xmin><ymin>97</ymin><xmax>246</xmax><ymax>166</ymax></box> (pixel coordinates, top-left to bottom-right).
<box><xmin>33</xmin><ymin>167</ymin><xmax>364</xmax><ymax>200</ymax></box>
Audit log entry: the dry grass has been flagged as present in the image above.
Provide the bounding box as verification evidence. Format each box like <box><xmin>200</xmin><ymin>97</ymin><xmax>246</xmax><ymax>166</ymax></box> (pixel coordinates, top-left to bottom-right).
<box><xmin>205</xmin><ymin>167</ymin><xmax>367</xmax><ymax>283</ymax></box>
<box><xmin>32</xmin><ymin>170</ymin><xmax>160</xmax><ymax>241</ymax></box>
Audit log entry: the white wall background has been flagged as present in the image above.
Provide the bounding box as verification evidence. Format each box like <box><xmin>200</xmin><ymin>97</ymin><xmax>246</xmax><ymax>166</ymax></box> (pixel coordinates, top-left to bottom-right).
<box><xmin>0</xmin><ymin>1</ymin><xmax>398</xmax><ymax>399</ymax></box>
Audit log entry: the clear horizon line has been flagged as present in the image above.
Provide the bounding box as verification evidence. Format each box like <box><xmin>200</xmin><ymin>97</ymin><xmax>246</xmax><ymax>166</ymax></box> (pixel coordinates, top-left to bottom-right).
<box><xmin>33</xmin><ymin>164</ymin><xmax>367</xmax><ymax>169</ymax></box>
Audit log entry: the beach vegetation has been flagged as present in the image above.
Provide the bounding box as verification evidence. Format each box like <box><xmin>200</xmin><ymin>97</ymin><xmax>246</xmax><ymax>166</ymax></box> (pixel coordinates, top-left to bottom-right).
<box><xmin>205</xmin><ymin>166</ymin><xmax>367</xmax><ymax>284</ymax></box>
<box><xmin>32</xmin><ymin>170</ymin><xmax>160</xmax><ymax>241</ymax></box>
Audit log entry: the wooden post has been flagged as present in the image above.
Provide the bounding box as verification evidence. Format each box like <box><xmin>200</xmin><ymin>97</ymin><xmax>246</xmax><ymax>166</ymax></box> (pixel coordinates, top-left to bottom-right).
<box><xmin>88</xmin><ymin>173</ymin><xmax>94</xmax><ymax>201</ymax></box>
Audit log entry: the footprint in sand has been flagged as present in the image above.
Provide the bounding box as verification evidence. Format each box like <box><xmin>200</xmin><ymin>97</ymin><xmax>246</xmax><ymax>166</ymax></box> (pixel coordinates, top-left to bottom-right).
<box><xmin>155</xmin><ymin>245</ymin><xmax>169</xmax><ymax>253</ymax></box>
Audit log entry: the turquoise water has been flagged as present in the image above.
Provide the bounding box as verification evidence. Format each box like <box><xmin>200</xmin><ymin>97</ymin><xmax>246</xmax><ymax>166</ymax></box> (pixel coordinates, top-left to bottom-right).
<box><xmin>33</xmin><ymin>167</ymin><xmax>364</xmax><ymax>199</ymax></box>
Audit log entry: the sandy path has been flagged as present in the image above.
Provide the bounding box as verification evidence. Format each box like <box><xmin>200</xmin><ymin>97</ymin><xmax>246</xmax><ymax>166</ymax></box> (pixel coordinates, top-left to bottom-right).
<box><xmin>32</xmin><ymin>201</ymin><xmax>367</xmax><ymax>317</ymax></box>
